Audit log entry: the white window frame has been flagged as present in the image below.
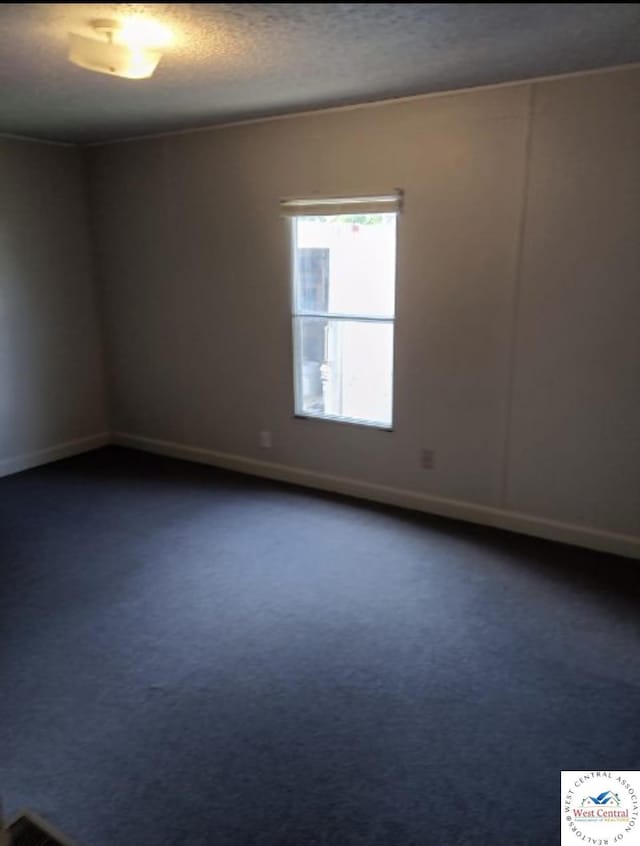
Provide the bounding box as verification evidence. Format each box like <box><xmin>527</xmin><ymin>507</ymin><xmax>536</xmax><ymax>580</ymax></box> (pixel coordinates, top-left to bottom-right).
<box><xmin>283</xmin><ymin>193</ymin><xmax>402</xmax><ymax>430</ymax></box>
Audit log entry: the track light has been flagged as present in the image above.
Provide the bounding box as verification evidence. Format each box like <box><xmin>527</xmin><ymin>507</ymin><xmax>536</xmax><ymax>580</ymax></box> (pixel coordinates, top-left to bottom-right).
<box><xmin>68</xmin><ymin>19</ymin><xmax>169</xmax><ymax>80</ymax></box>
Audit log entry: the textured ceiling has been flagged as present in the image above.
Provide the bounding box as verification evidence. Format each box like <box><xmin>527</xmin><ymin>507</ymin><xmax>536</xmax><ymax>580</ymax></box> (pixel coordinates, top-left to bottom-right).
<box><xmin>1</xmin><ymin>3</ymin><xmax>639</xmax><ymax>144</ymax></box>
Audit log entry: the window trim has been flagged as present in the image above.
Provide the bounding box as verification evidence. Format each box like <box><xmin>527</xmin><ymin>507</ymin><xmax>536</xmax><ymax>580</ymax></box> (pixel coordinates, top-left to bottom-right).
<box><xmin>288</xmin><ymin>208</ymin><xmax>399</xmax><ymax>430</ymax></box>
<box><xmin>281</xmin><ymin>191</ymin><xmax>403</xmax><ymax>218</ymax></box>
<box><xmin>293</xmin><ymin>412</ymin><xmax>394</xmax><ymax>433</ymax></box>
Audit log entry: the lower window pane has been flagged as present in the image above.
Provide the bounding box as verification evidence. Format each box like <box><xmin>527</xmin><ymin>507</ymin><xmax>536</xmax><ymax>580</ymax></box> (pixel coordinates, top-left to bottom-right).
<box><xmin>294</xmin><ymin>317</ymin><xmax>393</xmax><ymax>427</ymax></box>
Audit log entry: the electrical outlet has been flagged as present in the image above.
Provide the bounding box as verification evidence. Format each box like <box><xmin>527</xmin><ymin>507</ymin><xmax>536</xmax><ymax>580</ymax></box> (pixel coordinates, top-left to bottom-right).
<box><xmin>421</xmin><ymin>449</ymin><xmax>435</xmax><ymax>469</ymax></box>
<box><xmin>259</xmin><ymin>430</ymin><xmax>272</xmax><ymax>449</ymax></box>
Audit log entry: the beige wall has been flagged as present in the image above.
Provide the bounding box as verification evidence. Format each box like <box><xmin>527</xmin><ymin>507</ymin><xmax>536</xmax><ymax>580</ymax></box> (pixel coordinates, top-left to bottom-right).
<box><xmin>87</xmin><ymin>66</ymin><xmax>640</xmax><ymax>549</ymax></box>
<box><xmin>0</xmin><ymin>138</ymin><xmax>107</xmax><ymax>473</ymax></box>
<box><xmin>506</xmin><ymin>71</ymin><xmax>640</xmax><ymax>537</ymax></box>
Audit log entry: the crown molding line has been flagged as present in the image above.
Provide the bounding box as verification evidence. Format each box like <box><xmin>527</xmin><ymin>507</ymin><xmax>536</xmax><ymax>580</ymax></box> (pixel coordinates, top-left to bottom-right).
<box><xmin>2</xmin><ymin>60</ymin><xmax>638</xmax><ymax>148</ymax></box>
<box><xmin>84</xmin><ymin>60</ymin><xmax>640</xmax><ymax>148</ymax></box>
<box><xmin>0</xmin><ymin>131</ymin><xmax>77</xmax><ymax>148</ymax></box>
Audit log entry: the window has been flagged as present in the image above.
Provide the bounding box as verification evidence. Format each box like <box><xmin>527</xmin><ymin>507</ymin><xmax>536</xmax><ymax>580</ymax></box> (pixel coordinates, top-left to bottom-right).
<box><xmin>283</xmin><ymin>193</ymin><xmax>401</xmax><ymax>429</ymax></box>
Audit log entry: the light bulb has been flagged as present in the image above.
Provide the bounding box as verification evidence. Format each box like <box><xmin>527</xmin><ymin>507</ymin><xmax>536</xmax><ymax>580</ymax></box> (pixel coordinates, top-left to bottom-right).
<box><xmin>120</xmin><ymin>18</ymin><xmax>173</xmax><ymax>49</ymax></box>
<box><xmin>68</xmin><ymin>18</ymin><xmax>169</xmax><ymax>79</ymax></box>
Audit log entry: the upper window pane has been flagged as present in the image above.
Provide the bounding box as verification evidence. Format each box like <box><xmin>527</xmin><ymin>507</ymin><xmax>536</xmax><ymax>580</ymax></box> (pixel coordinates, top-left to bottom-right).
<box><xmin>293</xmin><ymin>214</ymin><xmax>396</xmax><ymax>318</ymax></box>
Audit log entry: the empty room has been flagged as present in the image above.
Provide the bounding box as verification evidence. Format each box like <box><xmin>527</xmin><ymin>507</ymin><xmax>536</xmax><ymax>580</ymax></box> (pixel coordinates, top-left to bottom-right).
<box><xmin>1</xmin><ymin>4</ymin><xmax>639</xmax><ymax>845</ymax></box>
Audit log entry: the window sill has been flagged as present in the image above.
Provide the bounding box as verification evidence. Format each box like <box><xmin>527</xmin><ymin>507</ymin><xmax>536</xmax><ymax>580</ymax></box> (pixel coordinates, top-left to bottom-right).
<box><xmin>293</xmin><ymin>413</ymin><xmax>393</xmax><ymax>432</ymax></box>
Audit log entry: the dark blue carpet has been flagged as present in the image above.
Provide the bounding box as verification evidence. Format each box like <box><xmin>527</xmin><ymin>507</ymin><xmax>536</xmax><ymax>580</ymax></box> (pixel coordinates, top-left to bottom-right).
<box><xmin>1</xmin><ymin>447</ymin><xmax>639</xmax><ymax>845</ymax></box>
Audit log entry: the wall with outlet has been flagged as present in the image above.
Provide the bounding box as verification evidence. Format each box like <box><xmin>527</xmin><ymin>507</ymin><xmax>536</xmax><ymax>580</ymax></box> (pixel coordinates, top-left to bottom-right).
<box><xmin>0</xmin><ymin>138</ymin><xmax>108</xmax><ymax>476</ymax></box>
<box><xmin>87</xmin><ymin>66</ymin><xmax>640</xmax><ymax>555</ymax></box>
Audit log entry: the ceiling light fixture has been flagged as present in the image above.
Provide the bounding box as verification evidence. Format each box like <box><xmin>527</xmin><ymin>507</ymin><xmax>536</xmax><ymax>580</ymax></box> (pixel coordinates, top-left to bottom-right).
<box><xmin>68</xmin><ymin>18</ymin><xmax>169</xmax><ymax>80</ymax></box>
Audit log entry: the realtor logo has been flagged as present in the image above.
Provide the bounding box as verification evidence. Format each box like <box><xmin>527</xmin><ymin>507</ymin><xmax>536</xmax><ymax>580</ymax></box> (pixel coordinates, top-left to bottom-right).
<box><xmin>561</xmin><ymin>772</ymin><xmax>640</xmax><ymax>845</ymax></box>
<box><xmin>582</xmin><ymin>791</ymin><xmax>622</xmax><ymax>807</ymax></box>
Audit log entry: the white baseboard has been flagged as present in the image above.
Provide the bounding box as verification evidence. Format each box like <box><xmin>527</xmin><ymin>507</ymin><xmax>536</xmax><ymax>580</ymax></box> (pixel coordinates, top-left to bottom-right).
<box><xmin>0</xmin><ymin>432</ymin><xmax>110</xmax><ymax>479</ymax></box>
<box><xmin>4</xmin><ymin>428</ymin><xmax>636</xmax><ymax>560</ymax></box>
<box><xmin>112</xmin><ymin>431</ymin><xmax>640</xmax><ymax>560</ymax></box>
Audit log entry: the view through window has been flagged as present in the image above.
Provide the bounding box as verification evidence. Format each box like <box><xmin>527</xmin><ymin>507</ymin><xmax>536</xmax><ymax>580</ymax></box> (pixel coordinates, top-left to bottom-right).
<box><xmin>291</xmin><ymin>209</ymin><xmax>397</xmax><ymax>428</ymax></box>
